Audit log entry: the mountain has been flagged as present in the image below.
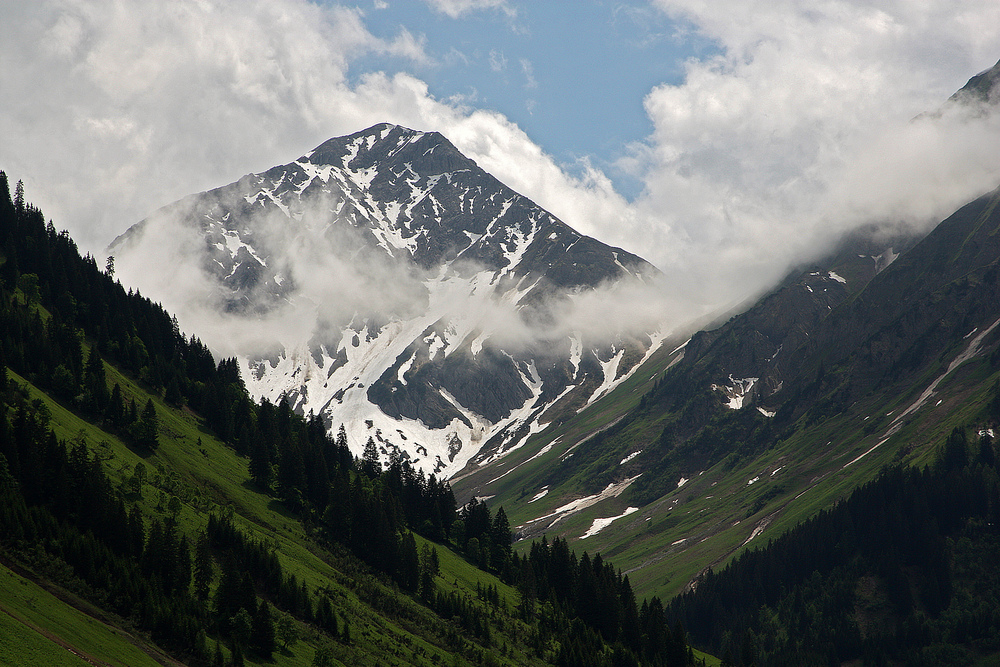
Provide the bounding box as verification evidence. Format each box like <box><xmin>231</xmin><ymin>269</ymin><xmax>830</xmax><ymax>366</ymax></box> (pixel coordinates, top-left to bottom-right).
<box><xmin>109</xmin><ymin>123</ymin><xmax>662</xmax><ymax>477</ymax></box>
<box><xmin>0</xmin><ymin>173</ymin><xmax>702</xmax><ymax>667</ymax></box>
<box><xmin>450</xmin><ymin>62</ymin><xmax>1000</xmax><ymax>608</ymax></box>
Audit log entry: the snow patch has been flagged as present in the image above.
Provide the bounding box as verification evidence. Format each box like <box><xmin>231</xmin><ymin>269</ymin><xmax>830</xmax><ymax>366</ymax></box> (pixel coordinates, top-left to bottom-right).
<box><xmin>741</xmin><ymin>515</ymin><xmax>774</xmax><ymax>547</ymax></box>
<box><xmin>581</xmin><ymin>507</ymin><xmax>639</xmax><ymax>539</ymax></box>
<box><xmin>712</xmin><ymin>376</ymin><xmax>758</xmax><ymax>410</ymax></box>
<box><xmin>528</xmin><ymin>487</ymin><xmax>549</xmax><ymax>503</ymax></box>
<box><xmin>620</xmin><ymin>450</ymin><xmax>642</xmax><ymax>465</ymax></box>
<box><xmin>515</xmin><ymin>475</ymin><xmax>642</xmax><ymax>532</ymax></box>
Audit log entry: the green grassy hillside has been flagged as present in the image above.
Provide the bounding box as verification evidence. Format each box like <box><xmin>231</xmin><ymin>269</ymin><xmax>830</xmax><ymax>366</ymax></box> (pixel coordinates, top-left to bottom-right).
<box><xmin>452</xmin><ymin>187</ymin><xmax>1000</xmax><ymax>607</ymax></box>
<box><xmin>4</xmin><ymin>363</ymin><xmax>545</xmax><ymax>667</ymax></box>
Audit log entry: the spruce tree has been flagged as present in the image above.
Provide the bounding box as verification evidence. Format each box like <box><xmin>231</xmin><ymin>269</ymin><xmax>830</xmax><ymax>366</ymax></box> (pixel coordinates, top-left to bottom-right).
<box><xmin>252</xmin><ymin>600</ymin><xmax>276</xmax><ymax>658</ymax></box>
<box><xmin>362</xmin><ymin>436</ymin><xmax>380</xmax><ymax>477</ymax></box>
<box><xmin>193</xmin><ymin>532</ymin><xmax>213</xmax><ymax>601</ymax></box>
<box><xmin>138</xmin><ymin>398</ymin><xmax>159</xmax><ymax>449</ymax></box>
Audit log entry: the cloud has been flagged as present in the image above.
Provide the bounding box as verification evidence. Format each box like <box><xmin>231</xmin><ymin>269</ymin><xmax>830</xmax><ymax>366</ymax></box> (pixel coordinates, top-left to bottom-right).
<box><xmin>0</xmin><ymin>0</ymin><xmax>430</xmax><ymax>253</ymax></box>
<box><xmin>2</xmin><ymin>0</ymin><xmax>999</xmax><ymax>349</ymax></box>
<box><xmin>112</xmin><ymin>192</ymin><xmax>435</xmax><ymax>359</ymax></box>
<box><xmin>620</xmin><ymin>0</ymin><xmax>1000</xmax><ymax>306</ymax></box>
<box><xmin>520</xmin><ymin>58</ymin><xmax>538</xmax><ymax>89</ymax></box>
<box><xmin>423</xmin><ymin>0</ymin><xmax>516</xmax><ymax>19</ymax></box>
<box><xmin>488</xmin><ymin>49</ymin><xmax>508</xmax><ymax>73</ymax></box>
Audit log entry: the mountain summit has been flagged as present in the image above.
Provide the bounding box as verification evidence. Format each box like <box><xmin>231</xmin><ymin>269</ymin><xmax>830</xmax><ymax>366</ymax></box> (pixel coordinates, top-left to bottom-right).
<box><xmin>110</xmin><ymin>123</ymin><xmax>662</xmax><ymax>476</ymax></box>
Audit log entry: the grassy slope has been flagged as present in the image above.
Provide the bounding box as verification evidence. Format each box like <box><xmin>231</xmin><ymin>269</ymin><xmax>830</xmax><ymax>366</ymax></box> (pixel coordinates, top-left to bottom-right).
<box><xmin>7</xmin><ymin>362</ymin><xmax>542</xmax><ymax>667</ymax></box>
<box><xmin>454</xmin><ymin>327</ymin><xmax>1000</xmax><ymax>603</ymax></box>
<box><xmin>0</xmin><ymin>561</ymin><xmax>167</xmax><ymax>667</ymax></box>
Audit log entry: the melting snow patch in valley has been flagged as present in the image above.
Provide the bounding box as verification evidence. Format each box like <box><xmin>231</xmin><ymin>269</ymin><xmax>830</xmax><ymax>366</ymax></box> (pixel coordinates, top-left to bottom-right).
<box><xmin>581</xmin><ymin>507</ymin><xmax>639</xmax><ymax>539</ymax></box>
<box><xmin>529</xmin><ymin>487</ymin><xmax>549</xmax><ymax>503</ymax></box>
<box><xmin>515</xmin><ymin>475</ymin><xmax>642</xmax><ymax>532</ymax></box>
<box><xmin>741</xmin><ymin>515</ymin><xmax>774</xmax><ymax>547</ymax></box>
<box><xmin>620</xmin><ymin>450</ymin><xmax>642</xmax><ymax>465</ymax></box>
<box><xmin>747</xmin><ymin>476</ymin><xmax>760</xmax><ymax>485</ymax></box>
<box><xmin>757</xmin><ymin>407</ymin><xmax>775</xmax><ymax>418</ymax></box>
<box><xmin>828</xmin><ymin>271</ymin><xmax>846</xmax><ymax>283</ymax></box>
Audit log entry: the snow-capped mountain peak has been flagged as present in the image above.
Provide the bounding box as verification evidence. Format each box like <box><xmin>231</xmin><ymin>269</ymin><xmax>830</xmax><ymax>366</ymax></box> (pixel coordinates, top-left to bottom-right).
<box><xmin>110</xmin><ymin>123</ymin><xmax>662</xmax><ymax>476</ymax></box>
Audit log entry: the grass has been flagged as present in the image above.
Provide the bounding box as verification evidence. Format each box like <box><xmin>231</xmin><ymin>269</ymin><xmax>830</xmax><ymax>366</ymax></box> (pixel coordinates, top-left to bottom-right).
<box><xmin>462</xmin><ymin>325</ymin><xmax>1000</xmax><ymax>610</ymax></box>
<box><xmin>5</xmin><ymin>363</ymin><xmax>555</xmax><ymax>666</ymax></box>
<box><xmin>0</xmin><ymin>611</ymin><xmax>91</xmax><ymax>667</ymax></box>
<box><xmin>0</xmin><ymin>563</ymin><xmax>164</xmax><ymax>667</ymax></box>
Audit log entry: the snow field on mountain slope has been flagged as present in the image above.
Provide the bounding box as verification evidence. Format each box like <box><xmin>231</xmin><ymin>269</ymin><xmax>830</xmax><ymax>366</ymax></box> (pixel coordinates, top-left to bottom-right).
<box><xmin>515</xmin><ymin>475</ymin><xmax>642</xmax><ymax>536</ymax></box>
<box><xmin>240</xmin><ymin>267</ymin><xmax>562</xmax><ymax>477</ymax></box>
<box><xmin>581</xmin><ymin>506</ymin><xmax>640</xmax><ymax>540</ymax></box>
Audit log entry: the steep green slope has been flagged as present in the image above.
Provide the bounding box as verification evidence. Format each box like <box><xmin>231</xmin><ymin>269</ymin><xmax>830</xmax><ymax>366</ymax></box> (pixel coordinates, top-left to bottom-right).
<box><xmin>453</xmin><ymin>183</ymin><xmax>1000</xmax><ymax>605</ymax></box>
<box><xmin>0</xmin><ymin>173</ymin><xmax>539</xmax><ymax>666</ymax></box>
<box><xmin>667</xmin><ymin>426</ymin><xmax>1000</xmax><ymax>665</ymax></box>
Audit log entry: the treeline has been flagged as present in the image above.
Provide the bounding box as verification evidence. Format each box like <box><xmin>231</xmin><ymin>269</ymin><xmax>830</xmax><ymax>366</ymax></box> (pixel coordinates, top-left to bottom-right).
<box><xmin>0</xmin><ymin>172</ymin><xmax>254</xmax><ymax>456</ymax></box>
<box><xmin>668</xmin><ymin>426</ymin><xmax>1000</xmax><ymax>665</ymax></box>
<box><xmin>519</xmin><ymin>536</ymin><xmax>692</xmax><ymax>667</ymax></box>
<box><xmin>442</xmin><ymin>492</ymin><xmax>693</xmax><ymax>666</ymax></box>
<box><xmin>0</xmin><ymin>371</ymin><xmax>348</xmax><ymax>665</ymax></box>
<box><xmin>319</xmin><ymin>447</ymin><xmax>454</xmax><ymax>592</ymax></box>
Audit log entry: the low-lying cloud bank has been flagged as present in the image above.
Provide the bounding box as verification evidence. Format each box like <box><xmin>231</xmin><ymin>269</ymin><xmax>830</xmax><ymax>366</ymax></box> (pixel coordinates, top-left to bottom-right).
<box><xmin>111</xmin><ymin>176</ymin><xmax>679</xmax><ymax>363</ymax></box>
<box><xmin>3</xmin><ymin>0</ymin><xmax>1000</xmax><ymax>350</ymax></box>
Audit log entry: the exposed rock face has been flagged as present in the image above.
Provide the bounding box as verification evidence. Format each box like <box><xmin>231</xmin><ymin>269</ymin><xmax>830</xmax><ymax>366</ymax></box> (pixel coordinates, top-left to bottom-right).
<box><xmin>110</xmin><ymin>123</ymin><xmax>662</xmax><ymax>476</ymax></box>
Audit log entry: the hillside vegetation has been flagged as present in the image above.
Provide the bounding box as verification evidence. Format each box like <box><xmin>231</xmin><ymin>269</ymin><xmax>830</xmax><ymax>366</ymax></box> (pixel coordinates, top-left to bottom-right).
<box><xmin>0</xmin><ymin>171</ymin><xmax>702</xmax><ymax>666</ymax></box>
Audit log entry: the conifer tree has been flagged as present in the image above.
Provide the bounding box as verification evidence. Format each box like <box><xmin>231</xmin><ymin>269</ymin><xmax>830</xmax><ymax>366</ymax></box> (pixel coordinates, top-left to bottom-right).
<box><xmin>252</xmin><ymin>599</ymin><xmax>277</xmax><ymax>658</ymax></box>
<box><xmin>362</xmin><ymin>436</ymin><xmax>380</xmax><ymax>477</ymax></box>
<box><xmin>137</xmin><ymin>398</ymin><xmax>159</xmax><ymax>448</ymax></box>
<box><xmin>193</xmin><ymin>532</ymin><xmax>213</xmax><ymax>601</ymax></box>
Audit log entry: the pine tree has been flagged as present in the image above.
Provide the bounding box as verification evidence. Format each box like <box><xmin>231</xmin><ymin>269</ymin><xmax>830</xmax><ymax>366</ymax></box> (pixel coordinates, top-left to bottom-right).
<box><xmin>137</xmin><ymin>398</ymin><xmax>159</xmax><ymax>449</ymax></box>
<box><xmin>252</xmin><ymin>599</ymin><xmax>277</xmax><ymax>658</ymax></box>
<box><xmin>400</xmin><ymin>531</ymin><xmax>420</xmax><ymax>591</ymax></box>
<box><xmin>82</xmin><ymin>346</ymin><xmax>108</xmax><ymax>414</ymax></box>
<box><xmin>249</xmin><ymin>436</ymin><xmax>272</xmax><ymax>491</ymax></box>
<box><xmin>194</xmin><ymin>532</ymin><xmax>214</xmax><ymax>601</ymax></box>
<box><xmin>13</xmin><ymin>179</ymin><xmax>24</xmax><ymax>216</ymax></box>
<box><xmin>107</xmin><ymin>383</ymin><xmax>125</xmax><ymax>428</ymax></box>
<box><xmin>362</xmin><ymin>436</ymin><xmax>380</xmax><ymax>478</ymax></box>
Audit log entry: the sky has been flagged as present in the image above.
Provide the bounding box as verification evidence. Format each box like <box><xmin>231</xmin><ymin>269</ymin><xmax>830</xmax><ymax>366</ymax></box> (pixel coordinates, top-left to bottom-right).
<box><xmin>353</xmin><ymin>1</ymin><xmax>714</xmax><ymax>197</ymax></box>
<box><xmin>2</xmin><ymin>0</ymin><xmax>1000</xmax><ymax>321</ymax></box>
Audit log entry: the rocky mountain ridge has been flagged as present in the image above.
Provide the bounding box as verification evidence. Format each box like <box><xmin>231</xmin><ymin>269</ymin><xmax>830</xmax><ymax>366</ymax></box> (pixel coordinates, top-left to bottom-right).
<box><xmin>110</xmin><ymin>123</ymin><xmax>661</xmax><ymax>476</ymax></box>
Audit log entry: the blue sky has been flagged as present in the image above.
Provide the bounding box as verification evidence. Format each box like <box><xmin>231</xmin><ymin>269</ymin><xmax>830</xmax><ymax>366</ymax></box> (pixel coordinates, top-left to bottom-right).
<box><xmin>355</xmin><ymin>1</ymin><xmax>715</xmax><ymax>195</ymax></box>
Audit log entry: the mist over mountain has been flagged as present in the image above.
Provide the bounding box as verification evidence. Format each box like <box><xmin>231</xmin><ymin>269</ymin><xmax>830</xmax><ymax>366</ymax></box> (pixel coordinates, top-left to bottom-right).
<box><xmin>110</xmin><ymin>123</ymin><xmax>668</xmax><ymax>476</ymax></box>
<box><xmin>448</xmin><ymin>59</ymin><xmax>1000</xmax><ymax>614</ymax></box>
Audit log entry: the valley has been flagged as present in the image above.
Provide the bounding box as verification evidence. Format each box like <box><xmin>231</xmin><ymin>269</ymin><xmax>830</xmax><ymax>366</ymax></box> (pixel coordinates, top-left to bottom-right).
<box><xmin>2</xmin><ymin>54</ymin><xmax>1000</xmax><ymax>667</ymax></box>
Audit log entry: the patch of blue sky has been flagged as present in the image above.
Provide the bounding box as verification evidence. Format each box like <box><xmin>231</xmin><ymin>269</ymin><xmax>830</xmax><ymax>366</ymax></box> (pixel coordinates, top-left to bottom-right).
<box><xmin>346</xmin><ymin>1</ymin><xmax>719</xmax><ymax>200</ymax></box>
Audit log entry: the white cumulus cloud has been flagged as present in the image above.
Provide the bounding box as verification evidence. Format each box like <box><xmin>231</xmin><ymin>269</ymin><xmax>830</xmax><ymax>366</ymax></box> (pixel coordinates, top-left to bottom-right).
<box><xmin>423</xmin><ymin>0</ymin><xmax>516</xmax><ymax>19</ymax></box>
<box><xmin>1</xmin><ymin>0</ymin><xmax>998</xmax><ymax>338</ymax></box>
